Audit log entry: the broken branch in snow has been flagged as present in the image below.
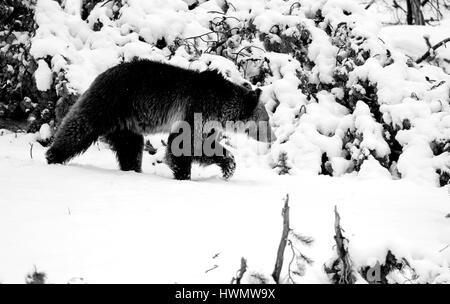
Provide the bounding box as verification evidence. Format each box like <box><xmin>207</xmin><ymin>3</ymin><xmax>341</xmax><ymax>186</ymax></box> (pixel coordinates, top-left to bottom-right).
<box><xmin>439</xmin><ymin>244</ymin><xmax>449</xmax><ymax>253</ymax></box>
<box><xmin>231</xmin><ymin>257</ymin><xmax>247</xmax><ymax>284</ymax></box>
<box><xmin>430</xmin><ymin>80</ymin><xmax>446</xmax><ymax>90</ymax></box>
<box><xmin>272</xmin><ymin>194</ymin><xmax>290</xmax><ymax>283</ymax></box>
<box><xmin>364</xmin><ymin>0</ymin><xmax>375</xmax><ymax>10</ymax></box>
<box><xmin>333</xmin><ymin>206</ymin><xmax>355</xmax><ymax>284</ymax></box>
<box><xmin>325</xmin><ymin>206</ymin><xmax>356</xmax><ymax>284</ymax></box>
<box><xmin>205</xmin><ymin>265</ymin><xmax>218</xmax><ymax>274</ymax></box>
<box><xmin>29</xmin><ymin>143</ymin><xmax>33</xmax><ymax>159</ymax></box>
<box><xmin>416</xmin><ymin>37</ymin><xmax>450</xmax><ymax>64</ymax></box>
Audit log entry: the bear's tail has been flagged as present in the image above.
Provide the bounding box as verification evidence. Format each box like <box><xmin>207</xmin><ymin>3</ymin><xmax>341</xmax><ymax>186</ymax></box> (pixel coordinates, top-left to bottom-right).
<box><xmin>46</xmin><ymin>102</ymin><xmax>105</xmax><ymax>165</ymax></box>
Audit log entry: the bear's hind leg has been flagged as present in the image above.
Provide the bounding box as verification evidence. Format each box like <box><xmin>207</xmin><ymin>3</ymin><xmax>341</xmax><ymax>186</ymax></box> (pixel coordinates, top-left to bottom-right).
<box><xmin>106</xmin><ymin>129</ymin><xmax>144</xmax><ymax>172</ymax></box>
<box><xmin>165</xmin><ymin>131</ymin><xmax>192</xmax><ymax>180</ymax></box>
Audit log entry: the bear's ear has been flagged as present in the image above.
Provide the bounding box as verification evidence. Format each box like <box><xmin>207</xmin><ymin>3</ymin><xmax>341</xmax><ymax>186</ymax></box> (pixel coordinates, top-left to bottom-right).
<box><xmin>255</xmin><ymin>88</ymin><xmax>262</xmax><ymax>100</ymax></box>
<box><xmin>242</xmin><ymin>82</ymin><xmax>253</xmax><ymax>90</ymax></box>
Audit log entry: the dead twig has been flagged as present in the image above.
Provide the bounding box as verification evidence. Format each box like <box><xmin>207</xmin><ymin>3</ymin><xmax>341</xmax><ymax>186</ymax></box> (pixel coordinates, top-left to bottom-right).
<box><xmin>288</xmin><ymin>2</ymin><xmax>301</xmax><ymax>15</ymax></box>
<box><xmin>209</xmin><ymin>14</ymin><xmax>241</xmax><ymax>24</ymax></box>
<box><xmin>287</xmin><ymin>240</ymin><xmax>296</xmax><ymax>283</ymax></box>
<box><xmin>272</xmin><ymin>194</ymin><xmax>290</xmax><ymax>283</ymax></box>
<box><xmin>430</xmin><ymin>80</ymin><xmax>446</xmax><ymax>90</ymax></box>
<box><xmin>287</xmin><ymin>240</ymin><xmax>314</xmax><ymax>283</ymax></box>
<box><xmin>231</xmin><ymin>257</ymin><xmax>247</xmax><ymax>284</ymax></box>
<box><xmin>416</xmin><ymin>37</ymin><xmax>450</xmax><ymax>64</ymax></box>
<box><xmin>393</xmin><ymin>0</ymin><xmax>407</xmax><ymax>13</ymax></box>
<box><xmin>29</xmin><ymin>143</ymin><xmax>33</xmax><ymax>159</ymax></box>
<box><xmin>232</xmin><ymin>45</ymin><xmax>266</xmax><ymax>62</ymax></box>
<box><xmin>205</xmin><ymin>265</ymin><xmax>218</xmax><ymax>274</ymax></box>
<box><xmin>332</xmin><ymin>206</ymin><xmax>355</xmax><ymax>284</ymax></box>
<box><xmin>364</xmin><ymin>0</ymin><xmax>375</xmax><ymax>10</ymax></box>
<box><xmin>184</xmin><ymin>31</ymin><xmax>218</xmax><ymax>43</ymax></box>
<box><xmin>439</xmin><ymin>244</ymin><xmax>449</xmax><ymax>253</ymax></box>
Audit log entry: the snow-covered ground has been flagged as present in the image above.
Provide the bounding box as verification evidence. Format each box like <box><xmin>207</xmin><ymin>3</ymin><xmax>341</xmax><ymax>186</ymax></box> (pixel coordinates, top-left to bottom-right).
<box><xmin>0</xmin><ymin>132</ymin><xmax>449</xmax><ymax>283</ymax></box>
<box><xmin>1</xmin><ymin>0</ymin><xmax>450</xmax><ymax>284</ymax></box>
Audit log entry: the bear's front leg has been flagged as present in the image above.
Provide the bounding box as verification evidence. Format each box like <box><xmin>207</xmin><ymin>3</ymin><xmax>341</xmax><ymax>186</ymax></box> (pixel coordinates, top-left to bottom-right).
<box><xmin>219</xmin><ymin>152</ymin><xmax>236</xmax><ymax>180</ymax></box>
<box><xmin>165</xmin><ymin>131</ymin><xmax>192</xmax><ymax>180</ymax></box>
<box><xmin>167</xmin><ymin>154</ymin><xmax>192</xmax><ymax>180</ymax></box>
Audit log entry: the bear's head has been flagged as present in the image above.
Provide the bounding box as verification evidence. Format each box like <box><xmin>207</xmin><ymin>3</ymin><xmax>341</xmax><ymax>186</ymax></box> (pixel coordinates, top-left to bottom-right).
<box><xmin>223</xmin><ymin>86</ymin><xmax>276</xmax><ymax>143</ymax></box>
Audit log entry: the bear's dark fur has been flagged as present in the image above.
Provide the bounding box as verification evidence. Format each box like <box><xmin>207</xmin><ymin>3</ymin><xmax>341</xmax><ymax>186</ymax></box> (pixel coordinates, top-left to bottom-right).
<box><xmin>46</xmin><ymin>59</ymin><xmax>271</xmax><ymax>180</ymax></box>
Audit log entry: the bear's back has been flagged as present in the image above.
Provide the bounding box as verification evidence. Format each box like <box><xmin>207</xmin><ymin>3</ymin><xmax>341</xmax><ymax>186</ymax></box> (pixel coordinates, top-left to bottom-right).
<box><xmin>108</xmin><ymin>59</ymin><xmax>230</xmax><ymax>91</ymax></box>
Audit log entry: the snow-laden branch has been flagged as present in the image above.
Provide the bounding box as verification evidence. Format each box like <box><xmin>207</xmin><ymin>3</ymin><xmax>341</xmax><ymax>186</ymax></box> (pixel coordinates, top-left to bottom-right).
<box><xmin>416</xmin><ymin>37</ymin><xmax>450</xmax><ymax>64</ymax></box>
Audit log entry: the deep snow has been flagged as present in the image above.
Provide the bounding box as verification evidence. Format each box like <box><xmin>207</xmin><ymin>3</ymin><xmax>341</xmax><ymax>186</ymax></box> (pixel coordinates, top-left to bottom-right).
<box><xmin>2</xmin><ymin>0</ymin><xmax>450</xmax><ymax>284</ymax></box>
<box><xmin>0</xmin><ymin>132</ymin><xmax>449</xmax><ymax>283</ymax></box>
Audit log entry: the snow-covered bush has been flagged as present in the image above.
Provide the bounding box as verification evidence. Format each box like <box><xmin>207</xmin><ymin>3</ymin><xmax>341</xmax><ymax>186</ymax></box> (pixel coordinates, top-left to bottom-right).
<box><xmin>19</xmin><ymin>0</ymin><xmax>449</xmax><ymax>186</ymax></box>
<box><xmin>0</xmin><ymin>0</ymin><xmax>52</xmax><ymax>132</ymax></box>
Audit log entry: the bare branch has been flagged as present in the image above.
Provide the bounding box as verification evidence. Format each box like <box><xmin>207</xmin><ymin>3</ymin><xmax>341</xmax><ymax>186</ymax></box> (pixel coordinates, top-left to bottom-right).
<box><xmin>439</xmin><ymin>244</ymin><xmax>449</xmax><ymax>253</ymax></box>
<box><xmin>288</xmin><ymin>2</ymin><xmax>301</xmax><ymax>15</ymax></box>
<box><xmin>416</xmin><ymin>37</ymin><xmax>450</xmax><ymax>64</ymax></box>
<box><xmin>364</xmin><ymin>0</ymin><xmax>376</xmax><ymax>10</ymax></box>
<box><xmin>232</xmin><ymin>45</ymin><xmax>266</xmax><ymax>62</ymax></box>
<box><xmin>272</xmin><ymin>194</ymin><xmax>290</xmax><ymax>283</ymax></box>
<box><xmin>29</xmin><ymin>143</ymin><xmax>33</xmax><ymax>159</ymax></box>
<box><xmin>332</xmin><ymin>206</ymin><xmax>355</xmax><ymax>284</ymax></box>
<box><xmin>393</xmin><ymin>0</ymin><xmax>407</xmax><ymax>13</ymax></box>
<box><xmin>205</xmin><ymin>265</ymin><xmax>218</xmax><ymax>274</ymax></box>
<box><xmin>231</xmin><ymin>257</ymin><xmax>247</xmax><ymax>284</ymax></box>
<box><xmin>287</xmin><ymin>240</ymin><xmax>296</xmax><ymax>283</ymax></box>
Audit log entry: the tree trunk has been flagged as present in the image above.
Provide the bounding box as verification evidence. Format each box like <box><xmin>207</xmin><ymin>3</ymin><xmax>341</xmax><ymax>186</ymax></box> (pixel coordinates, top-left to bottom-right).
<box><xmin>406</xmin><ymin>0</ymin><xmax>425</xmax><ymax>25</ymax></box>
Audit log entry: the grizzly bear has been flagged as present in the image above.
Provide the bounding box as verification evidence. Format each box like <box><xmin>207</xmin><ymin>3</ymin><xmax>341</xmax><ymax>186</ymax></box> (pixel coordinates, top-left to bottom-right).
<box><xmin>46</xmin><ymin>59</ymin><xmax>273</xmax><ymax>180</ymax></box>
